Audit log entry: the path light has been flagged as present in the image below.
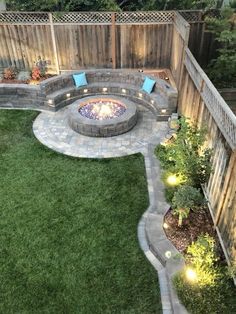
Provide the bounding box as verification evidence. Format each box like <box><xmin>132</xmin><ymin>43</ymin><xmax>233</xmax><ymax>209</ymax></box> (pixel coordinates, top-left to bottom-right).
<box><xmin>167</xmin><ymin>174</ymin><xmax>178</xmax><ymax>186</ymax></box>
<box><xmin>186</xmin><ymin>268</ymin><xmax>197</xmax><ymax>282</ymax></box>
<box><xmin>138</xmin><ymin>93</ymin><xmax>143</xmax><ymax>98</ymax></box>
<box><xmin>66</xmin><ymin>93</ymin><xmax>70</xmax><ymax>98</ymax></box>
<box><xmin>122</xmin><ymin>88</ymin><xmax>126</xmax><ymax>93</ymax></box>
<box><xmin>151</xmin><ymin>100</ymin><xmax>154</xmax><ymax>104</ymax></box>
<box><xmin>83</xmin><ymin>89</ymin><xmax>88</xmax><ymax>93</ymax></box>
<box><xmin>163</xmin><ymin>222</ymin><xmax>169</xmax><ymax>229</ymax></box>
<box><xmin>165</xmin><ymin>251</ymin><xmax>171</xmax><ymax>259</ymax></box>
<box><xmin>48</xmin><ymin>99</ymin><xmax>53</xmax><ymax>105</ymax></box>
<box><xmin>165</xmin><ymin>76</ymin><xmax>169</xmax><ymax>81</ymax></box>
<box><xmin>161</xmin><ymin>109</ymin><xmax>167</xmax><ymax>113</ymax></box>
<box><xmin>102</xmin><ymin>87</ymin><xmax>108</xmax><ymax>92</ymax></box>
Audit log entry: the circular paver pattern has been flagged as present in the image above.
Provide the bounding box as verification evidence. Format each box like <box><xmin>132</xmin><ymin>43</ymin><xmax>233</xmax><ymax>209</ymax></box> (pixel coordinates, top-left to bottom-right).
<box><xmin>33</xmin><ymin>104</ymin><xmax>169</xmax><ymax>158</ymax></box>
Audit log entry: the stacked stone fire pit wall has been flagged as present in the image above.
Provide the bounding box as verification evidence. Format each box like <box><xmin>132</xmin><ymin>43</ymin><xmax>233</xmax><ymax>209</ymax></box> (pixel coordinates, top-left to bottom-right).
<box><xmin>0</xmin><ymin>70</ymin><xmax>178</xmax><ymax>121</ymax></box>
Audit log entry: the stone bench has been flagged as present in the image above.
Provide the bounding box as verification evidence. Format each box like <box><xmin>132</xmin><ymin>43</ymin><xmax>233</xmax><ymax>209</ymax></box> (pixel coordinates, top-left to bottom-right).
<box><xmin>41</xmin><ymin>69</ymin><xmax>178</xmax><ymax>121</ymax></box>
<box><xmin>0</xmin><ymin>69</ymin><xmax>178</xmax><ymax>120</ymax></box>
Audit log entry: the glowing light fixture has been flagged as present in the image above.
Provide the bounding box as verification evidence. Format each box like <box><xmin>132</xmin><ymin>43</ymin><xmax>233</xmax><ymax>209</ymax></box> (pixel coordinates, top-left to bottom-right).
<box><xmin>186</xmin><ymin>268</ymin><xmax>197</xmax><ymax>282</ymax></box>
<box><xmin>167</xmin><ymin>174</ymin><xmax>178</xmax><ymax>186</ymax></box>
<box><xmin>138</xmin><ymin>93</ymin><xmax>143</xmax><ymax>98</ymax></box>
<box><xmin>151</xmin><ymin>100</ymin><xmax>154</xmax><ymax>104</ymax></box>
<box><xmin>83</xmin><ymin>89</ymin><xmax>88</xmax><ymax>93</ymax></box>
<box><xmin>138</xmin><ymin>69</ymin><xmax>144</xmax><ymax>73</ymax></box>
<box><xmin>165</xmin><ymin>251</ymin><xmax>172</xmax><ymax>259</ymax></box>
<box><xmin>48</xmin><ymin>99</ymin><xmax>53</xmax><ymax>105</ymax></box>
<box><xmin>102</xmin><ymin>87</ymin><xmax>108</xmax><ymax>92</ymax></box>
<box><xmin>161</xmin><ymin>109</ymin><xmax>167</xmax><ymax>113</ymax></box>
<box><xmin>122</xmin><ymin>89</ymin><xmax>126</xmax><ymax>93</ymax></box>
<box><xmin>66</xmin><ymin>93</ymin><xmax>70</xmax><ymax>98</ymax></box>
<box><xmin>163</xmin><ymin>223</ymin><xmax>169</xmax><ymax>229</ymax></box>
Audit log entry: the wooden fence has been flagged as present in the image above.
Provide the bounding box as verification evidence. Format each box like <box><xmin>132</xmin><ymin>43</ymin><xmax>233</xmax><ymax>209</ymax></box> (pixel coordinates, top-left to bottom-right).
<box><xmin>179</xmin><ymin>10</ymin><xmax>218</xmax><ymax>67</ymax></box>
<box><xmin>0</xmin><ymin>10</ymin><xmax>217</xmax><ymax>72</ymax></box>
<box><xmin>178</xmin><ymin>47</ymin><xmax>236</xmax><ymax>262</ymax></box>
<box><xmin>0</xmin><ymin>11</ymin><xmax>175</xmax><ymax>72</ymax></box>
<box><xmin>170</xmin><ymin>12</ymin><xmax>190</xmax><ymax>89</ymax></box>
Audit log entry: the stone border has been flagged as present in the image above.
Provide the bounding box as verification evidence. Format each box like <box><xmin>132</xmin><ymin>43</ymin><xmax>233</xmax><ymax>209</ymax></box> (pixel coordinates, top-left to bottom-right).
<box><xmin>68</xmin><ymin>96</ymin><xmax>138</xmax><ymax>137</ymax></box>
<box><xmin>0</xmin><ymin>69</ymin><xmax>178</xmax><ymax>121</ymax></box>
<box><xmin>139</xmin><ymin>140</ymin><xmax>189</xmax><ymax>313</ymax></box>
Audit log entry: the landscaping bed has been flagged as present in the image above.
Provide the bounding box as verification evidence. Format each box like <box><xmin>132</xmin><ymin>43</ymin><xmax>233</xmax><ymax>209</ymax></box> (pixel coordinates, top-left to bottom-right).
<box><xmin>0</xmin><ymin>74</ymin><xmax>55</xmax><ymax>85</ymax></box>
<box><xmin>164</xmin><ymin>206</ymin><xmax>218</xmax><ymax>253</ymax></box>
<box><xmin>155</xmin><ymin>117</ymin><xmax>236</xmax><ymax>314</ymax></box>
<box><xmin>0</xmin><ymin>109</ymin><xmax>161</xmax><ymax>313</ymax></box>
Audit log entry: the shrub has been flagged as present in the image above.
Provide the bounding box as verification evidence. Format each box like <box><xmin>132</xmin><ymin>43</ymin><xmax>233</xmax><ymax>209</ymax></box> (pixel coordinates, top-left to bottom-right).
<box><xmin>206</xmin><ymin>7</ymin><xmax>236</xmax><ymax>87</ymax></box>
<box><xmin>31</xmin><ymin>66</ymin><xmax>41</xmax><ymax>80</ymax></box>
<box><xmin>173</xmin><ymin>234</ymin><xmax>236</xmax><ymax>314</ymax></box>
<box><xmin>35</xmin><ymin>56</ymin><xmax>47</xmax><ymax>77</ymax></box>
<box><xmin>3</xmin><ymin>67</ymin><xmax>17</xmax><ymax>80</ymax></box>
<box><xmin>185</xmin><ymin>234</ymin><xmax>220</xmax><ymax>287</ymax></box>
<box><xmin>172</xmin><ymin>185</ymin><xmax>204</xmax><ymax>226</ymax></box>
<box><xmin>155</xmin><ymin>117</ymin><xmax>212</xmax><ymax>188</ymax></box>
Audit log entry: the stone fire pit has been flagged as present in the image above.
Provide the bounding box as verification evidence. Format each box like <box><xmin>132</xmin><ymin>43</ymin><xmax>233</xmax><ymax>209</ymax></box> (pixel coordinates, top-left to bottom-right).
<box><xmin>68</xmin><ymin>95</ymin><xmax>138</xmax><ymax>137</ymax></box>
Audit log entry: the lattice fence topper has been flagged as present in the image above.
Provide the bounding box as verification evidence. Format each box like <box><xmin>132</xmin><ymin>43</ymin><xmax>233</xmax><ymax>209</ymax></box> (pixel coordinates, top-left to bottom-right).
<box><xmin>52</xmin><ymin>12</ymin><xmax>112</xmax><ymax>24</ymax></box>
<box><xmin>0</xmin><ymin>12</ymin><xmax>49</xmax><ymax>24</ymax></box>
<box><xmin>179</xmin><ymin>10</ymin><xmax>202</xmax><ymax>22</ymax></box>
<box><xmin>116</xmin><ymin>11</ymin><xmax>174</xmax><ymax>23</ymax></box>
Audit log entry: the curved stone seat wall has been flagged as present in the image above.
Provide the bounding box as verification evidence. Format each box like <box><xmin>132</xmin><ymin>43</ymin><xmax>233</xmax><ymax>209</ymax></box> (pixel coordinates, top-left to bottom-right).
<box><xmin>41</xmin><ymin>70</ymin><xmax>178</xmax><ymax>120</ymax></box>
<box><xmin>0</xmin><ymin>83</ymin><xmax>46</xmax><ymax>110</ymax></box>
<box><xmin>0</xmin><ymin>69</ymin><xmax>178</xmax><ymax>120</ymax></box>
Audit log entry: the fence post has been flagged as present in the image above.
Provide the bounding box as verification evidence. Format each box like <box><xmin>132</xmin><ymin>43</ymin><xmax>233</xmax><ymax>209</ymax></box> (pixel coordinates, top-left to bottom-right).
<box><xmin>49</xmin><ymin>13</ymin><xmax>60</xmax><ymax>74</ymax></box>
<box><xmin>111</xmin><ymin>13</ymin><xmax>116</xmax><ymax>69</ymax></box>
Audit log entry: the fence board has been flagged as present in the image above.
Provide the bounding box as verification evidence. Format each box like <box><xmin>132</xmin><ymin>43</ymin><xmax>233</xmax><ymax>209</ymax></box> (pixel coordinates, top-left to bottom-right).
<box><xmin>115</xmin><ymin>24</ymin><xmax>172</xmax><ymax>69</ymax></box>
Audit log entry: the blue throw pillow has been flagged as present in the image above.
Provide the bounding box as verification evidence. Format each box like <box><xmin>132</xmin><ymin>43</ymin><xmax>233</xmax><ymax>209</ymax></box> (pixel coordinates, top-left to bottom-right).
<box><xmin>73</xmin><ymin>72</ymin><xmax>88</xmax><ymax>87</ymax></box>
<box><xmin>142</xmin><ymin>76</ymin><xmax>156</xmax><ymax>94</ymax></box>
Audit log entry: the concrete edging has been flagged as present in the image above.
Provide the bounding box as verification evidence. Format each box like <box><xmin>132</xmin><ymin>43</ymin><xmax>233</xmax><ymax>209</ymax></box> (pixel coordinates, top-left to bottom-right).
<box><xmin>138</xmin><ymin>136</ymin><xmax>189</xmax><ymax>313</ymax></box>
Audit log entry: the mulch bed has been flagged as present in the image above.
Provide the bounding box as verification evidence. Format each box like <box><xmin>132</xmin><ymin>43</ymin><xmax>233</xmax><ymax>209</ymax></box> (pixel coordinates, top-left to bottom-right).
<box><xmin>0</xmin><ymin>74</ymin><xmax>55</xmax><ymax>85</ymax></box>
<box><xmin>164</xmin><ymin>206</ymin><xmax>224</xmax><ymax>259</ymax></box>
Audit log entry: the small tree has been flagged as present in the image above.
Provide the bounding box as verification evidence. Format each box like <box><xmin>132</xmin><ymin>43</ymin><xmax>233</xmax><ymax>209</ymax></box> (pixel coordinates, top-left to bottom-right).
<box><xmin>172</xmin><ymin>185</ymin><xmax>204</xmax><ymax>226</ymax></box>
<box><xmin>155</xmin><ymin>117</ymin><xmax>212</xmax><ymax>188</ymax></box>
<box><xmin>206</xmin><ymin>7</ymin><xmax>236</xmax><ymax>87</ymax></box>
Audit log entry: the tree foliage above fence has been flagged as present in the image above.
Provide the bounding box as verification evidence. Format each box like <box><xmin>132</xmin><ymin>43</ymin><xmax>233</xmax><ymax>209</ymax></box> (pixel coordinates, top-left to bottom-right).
<box><xmin>6</xmin><ymin>0</ymin><xmax>222</xmax><ymax>11</ymax></box>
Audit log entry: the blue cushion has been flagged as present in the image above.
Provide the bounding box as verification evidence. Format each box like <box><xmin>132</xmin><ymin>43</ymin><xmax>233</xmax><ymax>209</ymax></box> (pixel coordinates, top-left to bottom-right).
<box><xmin>142</xmin><ymin>76</ymin><xmax>156</xmax><ymax>94</ymax></box>
<box><xmin>73</xmin><ymin>72</ymin><xmax>88</xmax><ymax>87</ymax></box>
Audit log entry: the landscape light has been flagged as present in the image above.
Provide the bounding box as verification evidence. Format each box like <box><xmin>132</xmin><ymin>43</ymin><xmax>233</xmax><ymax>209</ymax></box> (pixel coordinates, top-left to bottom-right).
<box><xmin>165</xmin><ymin>251</ymin><xmax>171</xmax><ymax>259</ymax></box>
<box><xmin>122</xmin><ymin>89</ymin><xmax>126</xmax><ymax>93</ymax></box>
<box><xmin>138</xmin><ymin>93</ymin><xmax>143</xmax><ymax>98</ymax></box>
<box><xmin>163</xmin><ymin>223</ymin><xmax>169</xmax><ymax>229</ymax></box>
<box><xmin>167</xmin><ymin>174</ymin><xmax>178</xmax><ymax>186</ymax></box>
<box><xmin>83</xmin><ymin>89</ymin><xmax>88</xmax><ymax>93</ymax></box>
<box><xmin>161</xmin><ymin>109</ymin><xmax>167</xmax><ymax>113</ymax></box>
<box><xmin>66</xmin><ymin>93</ymin><xmax>70</xmax><ymax>98</ymax></box>
<box><xmin>48</xmin><ymin>99</ymin><xmax>53</xmax><ymax>105</ymax></box>
<box><xmin>102</xmin><ymin>87</ymin><xmax>108</xmax><ymax>92</ymax></box>
<box><xmin>186</xmin><ymin>268</ymin><xmax>197</xmax><ymax>282</ymax></box>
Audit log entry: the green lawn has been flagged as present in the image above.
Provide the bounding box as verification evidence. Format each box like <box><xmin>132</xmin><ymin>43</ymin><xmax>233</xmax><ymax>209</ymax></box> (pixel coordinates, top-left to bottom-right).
<box><xmin>0</xmin><ymin>110</ymin><xmax>161</xmax><ymax>313</ymax></box>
